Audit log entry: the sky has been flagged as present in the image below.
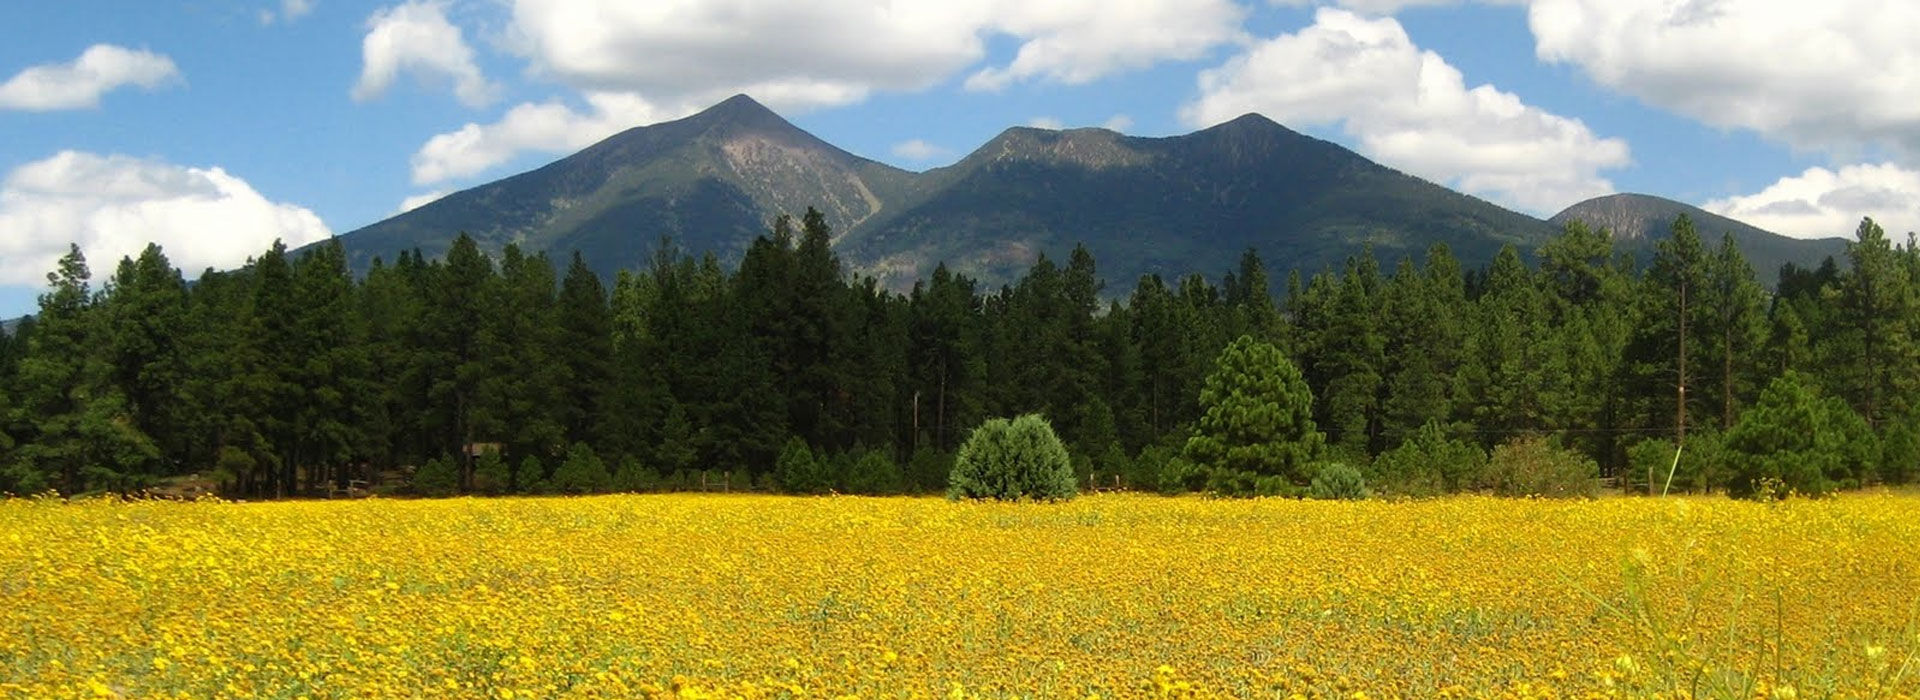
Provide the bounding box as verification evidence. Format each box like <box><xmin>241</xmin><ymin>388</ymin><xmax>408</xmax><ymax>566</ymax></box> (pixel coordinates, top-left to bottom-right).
<box><xmin>3</xmin><ymin>0</ymin><xmax>1919</xmax><ymax>318</ymax></box>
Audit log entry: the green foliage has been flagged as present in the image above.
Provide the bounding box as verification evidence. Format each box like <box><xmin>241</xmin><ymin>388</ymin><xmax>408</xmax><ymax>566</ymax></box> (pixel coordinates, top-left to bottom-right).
<box><xmin>550</xmin><ymin>443</ymin><xmax>611</xmax><ymax>494</ymax></box>
<box><xmin>1484</xmin><ymin>435</ymin><xmax>1598</xmax><ymax>499</ymax></box>
<box><xmin>1369</xmin><ymin>420</ymin><xmax>1483</xmax><ymax>498</ymax></box>
<box><xmin>841</xmin><ymin>448</ymin><xmax>902</xmax><ymax>495</ymax></box>
<box><xmin>1309</xmin><ymin>462</ymin><xmax>1369</xmax><ymax>500</ymax></box>
<box><xmin>1183</xmin><ymin>335</ymin><xmax>1324</xmax><ymax>496</ymax></box>
<box><xmin>775</xmin><ymin>438</ymin><xmax>830</xmax><ymax>495</ymax></box>
<box><xmin>1880</xmin><ymin>416</ymin><xmax>1919</xmax><ymax>485</ymax></box>
<box><xmin>904</xmin><ymin>447</ymin><xmax>953</xmax><ymax>493</ymax></box>
<box><xmin>611</xmin><ymin>456</ymin><xmax>659</xmax><ymax>492</ymax></box>
<box><xmin>515</xmin><ymin>456</ymin><xmax>546</xmax><ymax>494</ymax></box>
<box><xmin>1725</xmin><ymin>372</ymin><xmax>1875</xmax><ymax>499</ymax></box>
<box><xmin>949</xmin><ymin>414</ymin><xmax>1076</xmax><ymax>501</ymax></box>
<box><xmin>472</xmin><ymin>451</ymin><xmax>510</xmax><ymax>495</ymax></box>
<box><xmin>413</xmin><ymin>456</ymin><xmax>459</xmax><ymax>497</ymax></box>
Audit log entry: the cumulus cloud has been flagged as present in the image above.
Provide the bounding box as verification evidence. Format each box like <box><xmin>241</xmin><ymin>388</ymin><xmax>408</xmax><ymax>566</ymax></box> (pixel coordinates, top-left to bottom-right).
<box><xmin>0</xmin><ymin>152</ymin><xmax>332</xmax><ymax>286</ymax></box>
<box><xmin>891</xmin><ymin>139</ymin><xmax>949</xmax><ymax>162</ymax></box>
<box><xmin>411</xmin><ymin>0</ymin><xmax>1243</xmax><ymax>185</ymax></box>
<box><xmin>1704</xmin><ymin>163</ymin><xmax>1920</xmax><ymax>240</ymax></box>
<box><xmin>1267</xmin><ymin>0</ymin><xmax>1527</xmax><ymax>15</ymax></box>
<box><xmin>352</xmin><ymin>0</ymin><xmax>497</xmax><ymax>108</ymax></box>
<box><xmin>1182</xmin><ymin>8</ymin><xmax>1629</xmax><ymax>215</ymax></box>
<box><xmin>961</xmin><ymin>1</ymin><xmax>1248</xmax><ymax>91</ymax></box>
<box><xmin>0</xmin><ymin>45</ymin><xmax>180</xmax><ymax>111</ymax></box>
<box><xmin>397</xmin><ymin>190</ymin><xmax>449</xmax><ymax>214</ymax></box>
<box><xmin>506</xmin><ymin>0</ymin><xmax>1242</xmax><ymax>105</ymax></box>
<box><xmin>1028</xmin><ymin>116</ymin><xmax>1066</xmax><ymax>130</ymax></box>
<box><xmin>1528</xmin><ymin>0</ymin><xmax>1920</xmax><ymax>159</ymax></box>
<box><xmin>1102</xmin><ymin>114</ymin><xmax>1135</xmax><ymax>133</ymax></box>
<box><xmin>411</xmin><ymin>92</ymin><xmax>673</xmax><ymax>185</ymax></box>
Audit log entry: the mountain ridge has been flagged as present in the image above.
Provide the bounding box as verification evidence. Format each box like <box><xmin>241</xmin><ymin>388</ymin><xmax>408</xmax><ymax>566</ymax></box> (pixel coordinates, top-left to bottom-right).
<box><xmin>329</xmin><ymin>95</ymin><xmax>1835</xmax><ymax>291</ymax></box>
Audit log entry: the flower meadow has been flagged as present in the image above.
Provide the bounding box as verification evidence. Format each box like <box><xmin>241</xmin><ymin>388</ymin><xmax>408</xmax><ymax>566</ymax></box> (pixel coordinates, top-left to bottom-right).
<box><xmin>2</xmin><ymin>493</ymin><xmax>1916</xmax><ymax>699</ymax></box>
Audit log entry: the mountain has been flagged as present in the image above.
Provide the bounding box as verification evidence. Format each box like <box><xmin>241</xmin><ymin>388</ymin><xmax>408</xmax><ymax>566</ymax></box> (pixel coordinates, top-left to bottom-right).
<box><xmin>842</xmin><ymin>114</ymin><xmax>1555</xmax><ymax>288</ymax></box>
<box><xmin>331</xmin><ymin>95</ymin><xmax>1833</xmax><ymax>293</ymax></box>
<box><xmin>1550</xmin><ymin>193</ymin><xmax>1849</xmax><ymax>285</ymax></box>
<box><xmin>338</xmin><ymin>94</ymin><xmax>914</xmax><ymax>278</ymax></box>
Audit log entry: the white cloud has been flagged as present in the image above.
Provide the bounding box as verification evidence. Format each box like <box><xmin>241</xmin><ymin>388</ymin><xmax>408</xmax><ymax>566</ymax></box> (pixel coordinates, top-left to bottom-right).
<box><xmin>1704</xmin><ymin>163</ymin><xmax>1920</xmax><ymax>240</ymax></box>
<box><xmin>0</xmin><ymin>152</ymin><xmax>332</xmax><ymax>286</ymax></box>
<box><xmin>507</xmin><ymin>0</ymin><xmax>1243</xmax><ymax>103</ymax></box>
<box><xmin>412</xmin><ymin>0</ymin><xmax>1245</xmax><ymax>186</ymax></box>
<box><xmin>261</xmin><ymin>0</ymin><xmax>316</xmax><ymax>25</ymax></box>
<box><xmin>1028</xmin><ymin>116</ymin><xmax>1066</xmax><ymax>130</ymax></box>
<box><xmin>0</xmin><ymin>45</ymin><xmax>180</xmax><ymax>111</ymax></box>
<box><xmin>352</xmin><ymin>1</ymin><xmax>497</xmax><ymax>108</ymax></box>
<box><xmin>1267</xmin><ymin>0</ymin><xmax>1527</xmax><ymax>15</ymax></box>
<box><xmin>1102</xmin><ymin>114</ymin><xmax>1135</xmax><ymax>132</ymax></box>
<box><xmin>411</xmin><ymin>92</ymin><xmax>673</xmax><ymax>185</ymax></box>
<box><xmin>961</xmin><ymin>1</ymin><xmax>1248</xmax><ymax>91</ymax></box>
<box><xmin>890</xmin><ymin>139</ymin><xmax>949</xmax><ymax>162</ymax></box>
<box><xmin>1528</xmin><ymin>0</ymin><xmax>1920</xmax><ymax>160</ymax></box>
<box><xmin>1182</xmin><ymin>8</ymin><xmax>1629</xmax><ymax>215</ymax></box>
<box><xmin>397</xmin><ymin>190</ymin><xmax>449</xmax><ymax>213</ymax></box>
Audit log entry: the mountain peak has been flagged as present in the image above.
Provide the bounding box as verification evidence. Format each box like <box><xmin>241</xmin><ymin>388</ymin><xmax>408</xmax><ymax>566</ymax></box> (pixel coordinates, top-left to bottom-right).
<box><xmin>681</xmin><ymin>93</ymin><xmax>793</xmax><ymax>134</ymax></box>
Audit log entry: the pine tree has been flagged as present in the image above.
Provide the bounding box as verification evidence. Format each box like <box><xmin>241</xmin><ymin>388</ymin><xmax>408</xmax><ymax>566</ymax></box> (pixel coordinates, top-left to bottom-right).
<box><xmin>556</xmin><ymin>251</ymin><xmax>612</xmax><ymax>446</ymax></box>
<box><xmin>101</xmin><ymin>244</ymin><xmax>190</xmax><ymax>473</ymax></box>
<box><xmin>1183</xmin><ymin>335</ymin><xmax>1324</xmax><ymax>495</ymax></box>
<box><xmin>8</xmin><ymin>245</ymin><xmax>158</xmax><ymax>493</ymax></box>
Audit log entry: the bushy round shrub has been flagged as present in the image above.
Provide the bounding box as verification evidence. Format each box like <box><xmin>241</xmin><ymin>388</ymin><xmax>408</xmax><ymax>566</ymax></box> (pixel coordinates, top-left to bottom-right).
<box><xmin>550</xmin><ymin>442</ymin><xmax>611</xmax><ymax>494</ymax></box>
<box><xmin>949</xmin><ymin>414</ymin><xmax>1076</xmax><ymax>501</ymax></box>
<box><xmin>412</xmin><ymin>455</ymin><xmax>459</xmax><ymax>497</ymax></box>
<box><xmin>1309</xmin><ymin>462</ymin><xmax>1369</xmax><ymax>500</ymax></box>
<box><xmin>1369</xmin><ymin>420</ymin><xmax>1483</xmax><ymax>497</ymax></box>
<box><xmin>1484</xmin><ymin>435</ymin><xmax>1598</xmax><ymax>499</ymax></box>
<box><xmin>842</xmin><ymin>447</ymin><xmax>902</xmax><ymax>495</ymax></box>
<box><xmin>776</xmin><ymin>438</ymin><xmax>830</xmax><ymax>494</ymax></box>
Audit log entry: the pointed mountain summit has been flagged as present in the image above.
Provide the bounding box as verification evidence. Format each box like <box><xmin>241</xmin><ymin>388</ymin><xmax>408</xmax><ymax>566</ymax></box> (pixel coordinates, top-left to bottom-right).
<box><xmin>330</xmin><ymin>95</ymin><xmax>1846</xmax><ymax>293</ymax></box>
<box><xmin>337</xmin><ymin>94</ymin><xmax>912</xmax><ymax>276</ymax></box>
<box><xmin>1551</xmin><ymin>193</ymin><xmax>1848</xmax><ymax>285</ymax></box>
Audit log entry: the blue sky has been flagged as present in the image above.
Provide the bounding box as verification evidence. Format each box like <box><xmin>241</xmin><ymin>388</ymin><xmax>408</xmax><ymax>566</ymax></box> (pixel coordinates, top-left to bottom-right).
<box><xmin>3</xmin><ymin>0</ymin><xmax>1917</xmax><ymax>318</ymax></box>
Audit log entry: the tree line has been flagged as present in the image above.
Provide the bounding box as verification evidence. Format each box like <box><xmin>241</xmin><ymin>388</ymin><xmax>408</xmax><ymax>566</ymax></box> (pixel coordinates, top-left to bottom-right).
<box><xmin>1</xmin><ymin>207</ymin><xmax>1915</xmax><ymax>498</ymax></box>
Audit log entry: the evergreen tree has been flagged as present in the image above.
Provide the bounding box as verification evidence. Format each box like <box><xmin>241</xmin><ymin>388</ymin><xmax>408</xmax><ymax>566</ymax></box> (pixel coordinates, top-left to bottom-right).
<box><xmin>1183</xmin><ymin>335</ymin><xmax>1324</xmax><ymax>495</ymax></box>
<box><xmin>7</xmin><ymin>245</ymin><xmax>158</xmax><ymax>493</ymax></box>
<box><xmin>556</xmin><ymin>251</ymin><xmax>612</xmax><ymax>446</ymax></box>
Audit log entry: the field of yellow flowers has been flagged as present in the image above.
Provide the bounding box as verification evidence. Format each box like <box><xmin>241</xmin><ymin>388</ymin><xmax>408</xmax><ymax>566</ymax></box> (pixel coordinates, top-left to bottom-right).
<box><xmin>2</xmin><ymin>492</ymin><xmax>1917</xmax><ymax>699</ymax></box>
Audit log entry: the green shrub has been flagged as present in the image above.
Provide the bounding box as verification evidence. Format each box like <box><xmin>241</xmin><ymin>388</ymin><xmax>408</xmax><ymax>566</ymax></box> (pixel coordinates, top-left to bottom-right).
<box><xmin>1369</xmin><ymin>420</ymin><xmax>1484</xmax><ymax>497</ymax></box>
<box><xmin>949</xmin><ymin>414</ymin><xmax>1076</xmax><ymax>501</ymax></box>
<box><xmin>776</xmin><ymin>438</ymin><xmax>830</xmax><ymax>494</ymax></box>
<box><xmin>905</xmin><ymin>447</ymin><xmax>953</xmax><ymax>493</ymax></box>
<box><xmin>611</xmin><ymin>455</ymin><xmax>659</xmax><ymax>492</ymax></box>
<box><xmin>1882</xmin><ymin>417</ymin><xmax>1919</xmax><ymax>486</ymax></box>
<box><xmin>413</xmin><ymin>455</ymin><xmax>459</xmax><ymax>497</ymax></box>
<box><xmin>550</xmin><ymin>443</ymin><xmax>611</xmax><ymax>494</ymax></box>
<box><xmin>1484</xmin><ymin>435</ymin><xmax>1598</xmax><ymax>498</ymax></box>
<box><xmin>1310</xmin><ymin>462</ymin><xmax>1369</xmax><ymax>500</ymax></box>
<box><xmin>843</xmin><ymin>448</ymin><xmax>902</xmax><ymax>495</ymax></box>
<box><xmin>1127</xmin><ymin>444</ymin><xmax>1175</xmax><ymax>493</ymax></box>
<box><xmin>472</xmin><ymin>451</ymin><xmax>510</xmax><ymax>495</ymax></box>
<box><xmin>515</xmin><ymin>456</ymin><xmax>547</xmax><ymax>494</ymax></box>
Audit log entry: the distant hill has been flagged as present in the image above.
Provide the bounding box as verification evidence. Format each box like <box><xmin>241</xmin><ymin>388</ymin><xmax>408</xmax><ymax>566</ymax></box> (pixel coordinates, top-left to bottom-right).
<box><xmin>1550</xmin><ymin>193</ymin><xmax>1849</xmax><ymax>286</ymax></box>
<box><xmin>326</xmin><ymin>95</ymin><xmax>1843</xmax><ymax>292</ymax></box>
